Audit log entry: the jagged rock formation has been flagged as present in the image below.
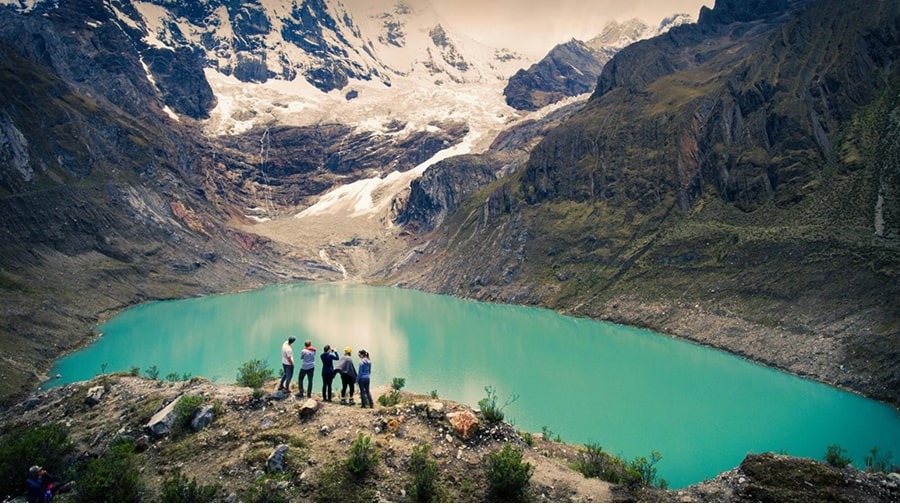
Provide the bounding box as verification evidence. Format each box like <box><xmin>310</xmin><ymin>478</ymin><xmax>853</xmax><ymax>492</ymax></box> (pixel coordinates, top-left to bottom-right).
<box><xmin>504</xmin><ymin>40</ymin><xmax>605</xmax><ymax>110</ymax></box>
<box><xmin>389</xmin><ymin>0</ymin><xmax>900</xmax><ymax>405</ymax></box>
<box><xmin>504</xmin><ymin>16</ymin><xmax>692</xmax><ymax>111</ymax></box>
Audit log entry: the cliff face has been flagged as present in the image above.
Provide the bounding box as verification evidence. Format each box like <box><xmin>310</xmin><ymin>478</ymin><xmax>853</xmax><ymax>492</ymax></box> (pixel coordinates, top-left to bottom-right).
<box><xmin>388</xmin><ymin>0</ymin><xmax>900</xmax><ymax>405</ymax></box>
<box><xmin>504</xmin><ymin>40</ymin><xmax>607</xmax><ymax>111</ymax></box>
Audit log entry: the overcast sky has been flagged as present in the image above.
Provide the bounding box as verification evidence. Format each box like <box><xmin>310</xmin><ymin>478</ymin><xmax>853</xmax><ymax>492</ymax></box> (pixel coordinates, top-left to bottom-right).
<box><xmin>428</xmin><ymin>0</ymin><xmax>713</xmax><ymax>57</ymax></box>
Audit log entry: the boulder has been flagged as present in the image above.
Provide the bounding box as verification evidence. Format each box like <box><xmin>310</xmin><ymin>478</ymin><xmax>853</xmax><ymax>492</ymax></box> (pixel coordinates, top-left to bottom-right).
<box><xmin>145</xmin><ymin>395</ymin><xmax>182</xmax><ymax>438</ymax></box>
<box><xmin>84</xmin><ymin>386</ymin><xmax>104</xmax><ymax>406</ymax></box>
<box><xmin>190</xmin><ymin>405</ymin><xmax>215</xmax><ymax>432</ymax></box>
<box><xmin>267</xmin><ymin>444</ymin><xmax>289</xmax><ymax>473</ymax></box>
<box><xmin>298</xmin><ymin>399</ymin><xmax>318</xmax><ymax>420</ymax></box>
<box><xmin>447</xmin><ymin>410</ymin><xmax>479</xmax><ymax>440</ymax></box>
<box><xmin>269</xmin><ymin>390</ymin><xmax>288</xmax><ymax>401</ymax></box>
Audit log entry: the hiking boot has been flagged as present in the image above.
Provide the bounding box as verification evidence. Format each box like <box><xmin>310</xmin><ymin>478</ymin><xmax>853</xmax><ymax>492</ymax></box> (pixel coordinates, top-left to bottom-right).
<box><xmin>348</xmin><ymin>399</ymin><xmax>355</xmax><ymax>405</ymax></box>
<box><xmin>340</xmin><ymin>398</ymin><xmax>347</xmax><ymax>405</ymax></box>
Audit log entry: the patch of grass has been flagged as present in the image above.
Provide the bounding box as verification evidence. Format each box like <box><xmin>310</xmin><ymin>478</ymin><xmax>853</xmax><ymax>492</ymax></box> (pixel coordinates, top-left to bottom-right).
<box><xmin>243</xmin><ymin>473</ymin><xmax>294</xmax><ymax>503</ymax></box>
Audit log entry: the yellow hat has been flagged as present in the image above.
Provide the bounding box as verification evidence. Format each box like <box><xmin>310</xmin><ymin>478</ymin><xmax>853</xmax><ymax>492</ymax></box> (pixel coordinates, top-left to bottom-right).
<box><xmin>345</xmin><ymin>346</ymin><xmax>352</xmax><ymax>354</ymax></box>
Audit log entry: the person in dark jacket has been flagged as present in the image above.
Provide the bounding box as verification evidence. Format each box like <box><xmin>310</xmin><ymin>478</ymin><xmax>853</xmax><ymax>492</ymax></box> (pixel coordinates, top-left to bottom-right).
<box><xmin>320</xmin><ymin>345</ymin><xmax>339</xmax><ymax>402</ymax></box>
<box><xmin>25</xmin><ymin>465</ymin><xmax>53</xmax><ymax>503</ymax></box>
<box><xmin>334</xmin><ymin>346</ymin><xmax>357</xmax><ymax>405</ymax></box>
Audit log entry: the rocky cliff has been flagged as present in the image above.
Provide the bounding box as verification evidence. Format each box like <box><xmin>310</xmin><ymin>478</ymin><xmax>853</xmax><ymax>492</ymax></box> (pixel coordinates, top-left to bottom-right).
<box><xmin>387</xmin><ymin>0</ymin><xmax>900</xmax><ymax>405</ymax></box>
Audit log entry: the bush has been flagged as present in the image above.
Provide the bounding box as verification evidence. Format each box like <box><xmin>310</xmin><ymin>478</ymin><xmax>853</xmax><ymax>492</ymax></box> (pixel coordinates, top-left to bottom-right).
<box><xmin>864</xmin><ymin>446</ymin><xmax>894</xmax><ymax>473</ymax></box>
<box><xmin>0</xmin><ymin>423</ymin><xmax>75</xmax><ymax>499</ymax></box>
<box><xmin>160</xmin><ymin>468</ymin><xmax>219</xmax><ymax>502</ymax></box>
<box><xmin>478</xmin><ymin>386</ymin><xmax>518</xmax><ymax>424</ymax></box>
<box><xmin>824</xmin><ymin>444</ymin><xmax>853</xmax><ymax>468</ymax></box>
<box><xmin>623</xmin><ymin>451</ymin><xmax>667</xmax><ymax>489</ymax></box>
<box><xmin>408</xmin><ymin>444</ymin><xmax>442</xmax><ymax>502</ymax></box>
<box><xmin>237</xmin><ymin>359</ymin><xmax>273</xmax><ymax>389</ymax></box>
<box><xmin>173</xmin><ymin>395</ymin><xmax>205</xmax><ymax>431</ymax></box>
<box><xmin>378</xmin><ymin>377</ymin><xmax>407</xmax><ymax>407</ymax></box>
<box><xmin>145</xmin><ymin>365</ymin><xmax>160</xmax><ymax>380</ymax></box>
<box><xmin>345</xmin><ymin>433</ymin><xmax>378</xmax><ymax>480</ymax></box>
<box><xmin>72</xmin><ymin>438</ymin><xmax>142</xmax><ymax>502</ymax></box>
<box><xmin>574</xmin><ymin>443</ymin><xmax>627</xmax><ymax>483</ymax></box>
<box><xmin>483</xmin><ymin>443</ymin><xmax>532</xmax><ymax>502</ymax></box>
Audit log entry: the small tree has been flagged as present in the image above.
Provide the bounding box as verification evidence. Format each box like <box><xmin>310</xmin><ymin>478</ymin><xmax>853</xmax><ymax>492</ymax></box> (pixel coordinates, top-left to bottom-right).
<box><xmin>236</xmin><ymin>359</ymin><xmax>273</xmax><ymax>389</ymax></box>
<box><xmin>623</xmin><ymin>450</ymin><xmax>667</xmax><ymax>489</ymax></box>
<box><xmin>864</xmin><ymin>446</ymin><xmax>893</xmax><ymax>473</ymax></box>
<box><xmin>483</xmin><ymin>443</ymin><xmax>532</xmax><ymax>502</ymax></box>
<box><xmin>145</xmin><ymin>365</ymin><xmax>160</xmax><ymax>380</ymax></box>
<box><xmin>408</xmin><ymin>443</ymin><xmax>441</xmax><ymax>502</ymax></box>
<box><xmin>345</xmin><ymin>433</ymin><xmax>379</xmax><ymax>480</ymax></box>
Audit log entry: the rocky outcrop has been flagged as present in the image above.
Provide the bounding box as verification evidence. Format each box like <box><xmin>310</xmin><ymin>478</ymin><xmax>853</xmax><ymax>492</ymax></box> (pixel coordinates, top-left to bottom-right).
<box><xmin>504</xmin><ymin>40</ymin><xmax>606</xmax><ymax>111</ymax></box>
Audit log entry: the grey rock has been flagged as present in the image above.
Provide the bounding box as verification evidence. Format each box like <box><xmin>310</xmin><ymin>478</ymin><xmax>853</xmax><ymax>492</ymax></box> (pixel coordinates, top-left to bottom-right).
<box><xmin>145</xmin><ymin>395</ymin><xmax>182</xmax><ymax>438</ymax></box>
<box><xmin>190</xmin><ymin>405</ymin><xmax>215</xmax><ymax>432</ymax></box>
<box><xmin>267</xmin><ymin>444</ymin><xmax>289</xmax><ymax>473</ymax></box>
<box><xmin>85</xmin><ymin>386</ymin><xmax>104</xmax><ymax>406</ymax></box>
<box><xmin>426</xmin><ymin>401</ymin><xmax>445</xmax><ymax>419</ymax></box>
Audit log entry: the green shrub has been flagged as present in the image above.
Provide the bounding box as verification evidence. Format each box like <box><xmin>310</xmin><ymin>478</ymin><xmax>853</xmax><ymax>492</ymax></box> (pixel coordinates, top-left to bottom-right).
<box><xmin>129</xmin><ymin>365</ymin><xmax>140</xmax><ymax>376</ymax></box>
<box><xmin>864</xmin><ymin>446</ymin><xmax>893</xmax><ymax>473</ymax></box>
<box><xmin>824</xmin><ymin>444</ymin><xmax>853</xmax><ymax>468</ymax></box>
<box><xmin>408</xmin><ymin>444</ymin><xmax>442</xmax><ymax>502</ymax></box>
<box><xmin>574</xmin><ymin>443</ymin><xmax>627</xmax><ymax>483</ymax></box>
<box><xmin>160</xmin><ymin>468</ymin><xmax>220</xmax><ymax>502</ymax></box>
<box><xmin>429</xmin><ymin>390</ymin><xmax>439</xmax><ymax>399</ymax></box>
<box><xmin>623</xmin><ymin>450</ymin><xmax>667</xmax><ymax>489</ymax></box>
<box><xmin>483</xmin><ymin>443</ymin><xmax>532</xmax><ymax>502</ymax></box>
<box><xmin>478</xmin><ymin>386</ymin><xmax>518</xmax><ymax>424</ymax></box>
<box><xmin>165</xmin><ymin>372</ymin><xmax>180</xmax><ymax>381</ymax></box>
<box><xmin>72</xmin><ymin>438</ymin><xmax>143</xmax><ymax>502</ymax></box>
<box><xmin>145</xmin><ymin>365</ymin><xmax>160</xmax><ymax>380</ymax></box>
<box><xmin>345</xmin><ymin>433</ymin><xmax>378</xmax><ymax>480</ymax></box>
<box><xmin>237</xmin><ymin>359</ymin><xmax>274</xmax><ymax>389</ymax></box>
<box><xmin>391</xmin><ymin>377</ymin><xmax>406</xmax><ymax>391</ymax></box>
<box><xmin>0</xmin><ymin>423</ymin><xmax>75</xmax><ymax>499</ymax></box>
<box><xmin>173</xmin><ymin>395</ymin><xmax>205</xmax><ymax>431</ymax></box>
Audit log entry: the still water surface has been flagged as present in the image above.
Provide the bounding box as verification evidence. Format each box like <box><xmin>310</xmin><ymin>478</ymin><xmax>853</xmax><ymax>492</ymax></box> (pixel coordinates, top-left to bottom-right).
<box><xmin>46</xmin><ymin>283</ymin><xmax>900</xmax><ymax>488</ymax></box>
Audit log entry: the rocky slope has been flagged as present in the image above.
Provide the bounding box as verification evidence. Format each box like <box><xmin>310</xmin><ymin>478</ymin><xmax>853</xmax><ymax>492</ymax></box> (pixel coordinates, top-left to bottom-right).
<box><xmin>2</xmin><ymin>375</ymin><xmax>897</xmax><ymax>502</ymax></box>
<box><xmin>384</xmin><ymin>0</ymin><xmax>900</xmax><ymax>405</ymax></box>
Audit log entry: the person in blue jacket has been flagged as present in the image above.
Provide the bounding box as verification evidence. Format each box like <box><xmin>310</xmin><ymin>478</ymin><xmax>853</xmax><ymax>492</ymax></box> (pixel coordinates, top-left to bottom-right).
<box><xmin>357</xmin><ymin>349</ymin><xmax>374</xmax><ymax>409</ymax></box>
<box><xmin>320</xmin><ymin>345</ymin><xmax>339</xmax><ymax>402</ymax></box>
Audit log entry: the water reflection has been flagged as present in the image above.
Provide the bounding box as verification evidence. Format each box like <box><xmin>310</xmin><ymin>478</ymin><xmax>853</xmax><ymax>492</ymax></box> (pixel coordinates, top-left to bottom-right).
<box><xmin>46</xmin><ymin>282</ymin><xmax>900</xmax><ymax>488</ymax></box>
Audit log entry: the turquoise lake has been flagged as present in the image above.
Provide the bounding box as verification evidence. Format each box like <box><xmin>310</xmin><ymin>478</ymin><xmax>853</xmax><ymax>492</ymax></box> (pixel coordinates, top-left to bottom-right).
<box><xmin>45</xmin><ymin>282</ymin><xmax>900</xmax><ymax>488</ymax></box>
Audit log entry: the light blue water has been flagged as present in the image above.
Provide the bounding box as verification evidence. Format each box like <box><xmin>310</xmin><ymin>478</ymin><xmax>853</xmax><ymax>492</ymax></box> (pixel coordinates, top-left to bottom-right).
<box><xmin>45</xmin><ymin>283</ymin><xmax>900</xmax><ymax>488</ymax></box>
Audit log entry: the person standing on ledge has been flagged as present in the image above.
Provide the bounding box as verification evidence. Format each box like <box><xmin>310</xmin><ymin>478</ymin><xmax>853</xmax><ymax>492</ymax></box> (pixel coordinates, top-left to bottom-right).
<box><xmin>278</xmin><ymin>336</ymin><xmax>296</xmax><ymax>393</ymax></box>
<box><xmin>357</xmin><ymin>349</ymin><xmax>374</xmax><ymax>408</ymax></box>
<box><xmin>298</xmin><ymin>340</ymin><xmax>317</xmax><ymax>398</ymax></box>
<box><xmin>320</xmin><ymin>344</ymin><xmax>339</xmax><ymax>402</ymax></box>
<box><xmin>335</xmin><ymin>346</ymin><xmax>357</xmax><ymax>405</ymax></box>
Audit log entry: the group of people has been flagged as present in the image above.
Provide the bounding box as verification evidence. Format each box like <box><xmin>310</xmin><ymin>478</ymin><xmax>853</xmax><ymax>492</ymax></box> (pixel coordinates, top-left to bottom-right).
<box><xmin>278</xmin><ymin>337</ymin><xmax>374</xmax><ymax>408</ymax></box>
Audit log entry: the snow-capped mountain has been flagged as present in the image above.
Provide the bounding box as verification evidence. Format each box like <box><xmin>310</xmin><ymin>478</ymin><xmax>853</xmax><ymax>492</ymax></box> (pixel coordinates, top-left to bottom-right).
<box><xmin>504</xmin><ymin>15</ymin><xmax>693</xmax><ymax>110</ymax></box>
